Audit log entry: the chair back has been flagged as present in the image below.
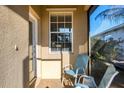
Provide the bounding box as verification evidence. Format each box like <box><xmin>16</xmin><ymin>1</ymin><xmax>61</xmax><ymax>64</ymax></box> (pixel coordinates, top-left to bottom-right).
<box><xmin>98</xmin><ymin>64</ymin><xmax>119</xmax><ymax>88</ymax></box>
<box><xmin>75</xmin><ymin>54</ymin><xmax>89</xmax><ymax>74</ymax></box>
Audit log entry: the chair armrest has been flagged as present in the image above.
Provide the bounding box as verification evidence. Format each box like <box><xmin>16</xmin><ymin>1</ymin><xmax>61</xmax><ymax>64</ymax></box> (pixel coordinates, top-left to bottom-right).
<box><xmin>75</xmin><ymin>68</ymin><xmax>86</xmax><ymax>76</ymax></box>
<box><xmin>78</xmin><ymin>75</ymin><xmax>89</xmax><ymax>82</ymax></box>
<box><xmin>78</xmin><ymin>75</ymin><xmax>94</xmax><ymax>83</ymax></box>
<box><xmin>63</xmin><ymin>64</ymin><xmax>73</xmax><ymax>70</ymax></box>
<box><xmin>75</xmin><ymin>68</ymin><xmax>82</xmax><ymax>76</ymax></box>
<box><xmin>77</xmin><ymin>75</ymin><xmax>97</xmax><ymax>88</ymax></box>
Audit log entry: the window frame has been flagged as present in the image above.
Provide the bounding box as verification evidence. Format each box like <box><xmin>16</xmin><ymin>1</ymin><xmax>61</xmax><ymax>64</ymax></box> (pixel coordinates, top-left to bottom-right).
<box><xmin>49</xmin><ymin>12</ymin><xmax>74</xmax><ymax>54</ymax></box>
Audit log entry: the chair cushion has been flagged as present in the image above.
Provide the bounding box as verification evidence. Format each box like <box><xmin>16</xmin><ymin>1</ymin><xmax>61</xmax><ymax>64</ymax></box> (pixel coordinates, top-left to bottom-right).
<box><xmin>64</xmin><ymin>69</ymin><xmax>84</xmax><ymax>76</ymax></box>
<box><xmin>64</xmin><ymin>69</ymin><xmax>76</xmax><ymax>76</ymax></box>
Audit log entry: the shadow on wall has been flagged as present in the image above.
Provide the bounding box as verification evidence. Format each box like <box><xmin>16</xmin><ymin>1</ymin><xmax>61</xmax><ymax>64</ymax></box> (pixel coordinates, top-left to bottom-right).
<box><xmin>7</xmin><ymin>6</ymin><xmax>30</xmax><ymax>88</ymax></box>
<box><xmin>7</xmin><ymin>5</ymin><xmax>29</xmax><ymax>21</ymax></box>
<box><xmin>23</xmin><ymin>56</ymin><xmax>30</xmax><ymax>88</ymax></box>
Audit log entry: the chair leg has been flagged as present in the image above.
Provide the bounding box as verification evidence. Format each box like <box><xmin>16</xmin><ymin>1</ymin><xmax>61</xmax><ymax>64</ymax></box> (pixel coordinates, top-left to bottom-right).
<box><xmin>61</xmin><ymin>77</ymin><xmax>65</xmax><ymax>87</ymax></box>
<box><xmin>74</xmin><ymin>75</ymin><xmax>79</xmax><ymax>86</ymax></box>
<box><xmin>62</xmin><ymin>75</ymin><xmax>74</xmax><ymax>87</ymax></box>
<box><xmin>68</xmin><ymin>78</ymin><xmax>74</xmax><ymax>87</ymax></box>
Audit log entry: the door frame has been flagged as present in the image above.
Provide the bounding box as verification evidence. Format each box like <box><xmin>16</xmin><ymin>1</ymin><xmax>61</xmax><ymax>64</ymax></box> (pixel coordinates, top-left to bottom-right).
<box><xmin>29</xmin><ymin>6</ymin><xmax>42</xmax><ymax>87</ymax></box>
<box><xmin>29</xmin><ymin>11</ymin><xmax>39</xmax><ymax>79</ymax></box>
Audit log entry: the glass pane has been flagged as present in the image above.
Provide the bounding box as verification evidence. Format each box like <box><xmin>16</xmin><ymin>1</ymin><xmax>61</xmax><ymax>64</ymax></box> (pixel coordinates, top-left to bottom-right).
<box><xmin>58</xmin><ymin>16</ymin><xmax>64</xmax><ymax>22</ymax></box>
<box><xmin>65</xmin><ymin>23</ymin><xmax>72</xmax><ymax>32</ymax></box>
<box><xmin>51</xmin><ymin>16</ymin><xmax>57</xmax><ymax>22</ymax></box>
<box><xmin>51</xmin><ymin>33</ymin><xmax>57</xmax><ymax>48</ymax></box>
<box><xmin>57</xmin><ymin>43</ymin><xmax>63</xmax><ymax>51</ymax></box>
<box><xmin>58</xmin><ymin>23</ymin><xmax>64</xmax><ymax>32</ymax></box>
<box><xmin>51</xmin><ymin>33</ymin><xmax>72</xmax><ymax>52</ymax></box>
<box><xmin>65</xmin><ymin>15</ymin><xmax>72</xmax><ymax>22</ymax></box>
<box><xmin>29</xmin><ymin>21</ymin><xmax>33</xmax><ymax>45</ymax></box>
<box><xmin>65</xmin><ymin>33</ymin><xmax>71</xmax><ymax>43</ymax></box>
<box><xmin>51</xmin><ymin>23</ymin><xmax>57</xmax><ymax>32</ymax></box>
<box><xmin>57</xmin><ymin>33</ymin><xmax>65</xmax><ymax>43</ymax></box>
<box><xmin>64</xmin><ymin>33</ymin><xmax>72</xmax><ymax>51</ymax></box>
<box><xmin>51</xmin><ymin>48</ymin><xmax>58</xmax><ymax>51</ymax></box>
<box><xmin>64</xmin><ymin>43</ymin><xmax>72</xmax><ymax>51</ymax></box>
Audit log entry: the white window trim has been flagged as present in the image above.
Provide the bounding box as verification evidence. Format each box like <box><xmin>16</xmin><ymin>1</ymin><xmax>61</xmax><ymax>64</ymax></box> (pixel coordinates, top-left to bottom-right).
<box><xmin>49</xmin><ymin>11</ymin><xmax>74</xmax><ymax>54</ymax></box>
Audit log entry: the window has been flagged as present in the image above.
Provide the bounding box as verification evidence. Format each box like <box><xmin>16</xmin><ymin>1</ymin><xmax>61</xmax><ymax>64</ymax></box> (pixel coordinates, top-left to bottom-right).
<box><xmin>49</xmin><ymin>13</ymin><xmax>73</xmax><ymax>52</ymax></box>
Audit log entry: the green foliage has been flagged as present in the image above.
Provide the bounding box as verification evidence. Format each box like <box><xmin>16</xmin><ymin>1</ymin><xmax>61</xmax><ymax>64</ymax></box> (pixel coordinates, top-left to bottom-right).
<box><xmin>91</xmin><ymin>37</ymin><xmax>124</xmax><ymax>63</ymax></box>
<box><xmin>95</xmin><ymin>7</ymin><xmax>124</xmax><ymax>23</ymax></box>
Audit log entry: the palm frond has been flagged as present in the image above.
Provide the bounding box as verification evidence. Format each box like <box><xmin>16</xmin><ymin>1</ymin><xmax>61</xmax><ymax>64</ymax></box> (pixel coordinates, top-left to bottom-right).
<box><xmin>95</xmin><ymin>8</ymin><xmax>124</xmax><ymax>21</ymax></box>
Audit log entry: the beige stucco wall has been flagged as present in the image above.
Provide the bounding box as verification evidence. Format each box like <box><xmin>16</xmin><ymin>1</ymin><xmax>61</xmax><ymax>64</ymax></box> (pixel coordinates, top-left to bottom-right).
<box><xmin>40</xmin><ymin>6</ymin><xmax>88</xmax><ymax>79</ymax></box>
<box><xmin>0</xmin><ymin>5</ymin><xmax>29</xmax><ymax>87</ymax></box>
